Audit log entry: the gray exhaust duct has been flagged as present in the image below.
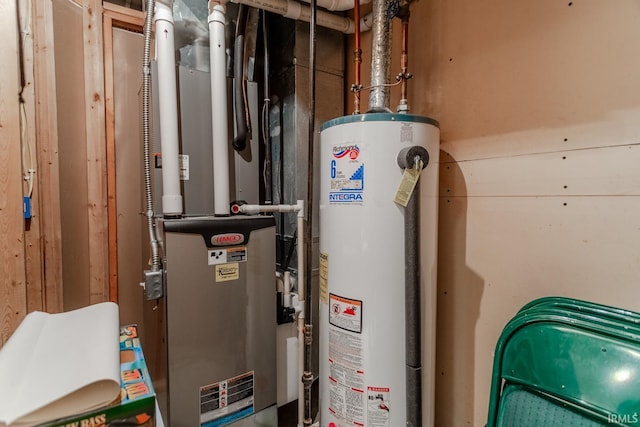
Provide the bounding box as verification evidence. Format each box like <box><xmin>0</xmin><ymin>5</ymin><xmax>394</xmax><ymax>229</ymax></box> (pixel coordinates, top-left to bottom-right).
<box><xmin>367</xmin><ymin>0</ymin><xmax>392</xmax><ymax>112</ymax></box>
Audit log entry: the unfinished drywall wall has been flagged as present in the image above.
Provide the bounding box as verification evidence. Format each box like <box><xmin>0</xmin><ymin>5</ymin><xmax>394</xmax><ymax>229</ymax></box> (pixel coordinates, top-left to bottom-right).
<box><xmin>53</xmin><ymin>0</ymin><xmax>90</xmax><ymax>310</ymax></box>
<box><xmin>112</xmin><ymin>27</ymin><xmax>146</xmax><ymax>327</ymax></box>
<box><xmin>421</xmin><ymin>1</ymin><xmax>640</xmax><ymax>425</ymax></box>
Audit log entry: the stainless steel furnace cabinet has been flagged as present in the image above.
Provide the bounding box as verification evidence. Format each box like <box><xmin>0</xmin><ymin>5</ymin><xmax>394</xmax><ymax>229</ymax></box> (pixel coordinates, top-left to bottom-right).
<box><xmin>146</xmin><ymin>216</ymin><xmax>277</xmax><ymax>427</ymax></box>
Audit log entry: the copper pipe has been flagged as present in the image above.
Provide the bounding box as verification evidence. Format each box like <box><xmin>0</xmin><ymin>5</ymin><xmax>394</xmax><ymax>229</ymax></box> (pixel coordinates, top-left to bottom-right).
<box><xmin>353</xmin><ymin>0</ymin><xmax>362</xmax><ymax>114</ymax></box>
<box><xmin>400</xmin><ymin>15</ymin><xmax>409</xmax><ymax>107</ymax></box>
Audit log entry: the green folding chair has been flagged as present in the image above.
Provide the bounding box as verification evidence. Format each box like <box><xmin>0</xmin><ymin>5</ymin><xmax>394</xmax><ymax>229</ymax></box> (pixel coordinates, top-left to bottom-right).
<box><xmin>487</xmin><ymin>302</ymin><xmax>640</xmax><ymax>426</ymax></box>
<box><xmin>519</xmin><ymin>296</ymin><xmax>640</xmax><ymax>327</ymax></box>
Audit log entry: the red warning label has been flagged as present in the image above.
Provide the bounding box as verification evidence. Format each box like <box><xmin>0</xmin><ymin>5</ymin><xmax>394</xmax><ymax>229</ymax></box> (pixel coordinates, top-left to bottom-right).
<box><xmin>367</xmin><ymin>386</ymin><xmax>390</xmax><ymax>427</ymax></box>
<box><xmin>329</xmin><ymin>293</ymin><xmax>362</xmax><ymax>333</ymax></box>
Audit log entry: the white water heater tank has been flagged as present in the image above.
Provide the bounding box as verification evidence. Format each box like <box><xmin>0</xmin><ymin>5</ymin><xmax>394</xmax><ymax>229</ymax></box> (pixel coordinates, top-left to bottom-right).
<box><xmin>318</xmin><ymin>113</ymin><xmax>439</xmax><ymax>427</ymax></box>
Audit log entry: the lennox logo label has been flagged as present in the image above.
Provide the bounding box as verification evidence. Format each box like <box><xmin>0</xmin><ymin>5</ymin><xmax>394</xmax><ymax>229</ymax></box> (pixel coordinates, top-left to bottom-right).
<box><xmin>211</xmin><ymin>233</ymin><xmax>244</xmax><ymax>246</ymax></box>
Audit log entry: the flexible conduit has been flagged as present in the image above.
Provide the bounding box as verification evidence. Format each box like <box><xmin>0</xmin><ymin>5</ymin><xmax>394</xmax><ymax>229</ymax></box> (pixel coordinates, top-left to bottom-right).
<box><xmin>142</xmin><ymin>0</ymin><xmax>161</xmax><ymax>269</ymax></box>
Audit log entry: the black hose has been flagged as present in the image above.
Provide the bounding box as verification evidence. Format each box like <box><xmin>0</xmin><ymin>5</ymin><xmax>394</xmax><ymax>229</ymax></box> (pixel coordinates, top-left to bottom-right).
<box><xmin>233</xmin><ymin>5</ymin><xmax>249</xmax><ymax>152</ymax></box>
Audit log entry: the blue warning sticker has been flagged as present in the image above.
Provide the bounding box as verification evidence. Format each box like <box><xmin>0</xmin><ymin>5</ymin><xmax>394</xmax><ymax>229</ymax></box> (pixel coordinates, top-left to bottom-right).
<box><xmin>329</xmin><ymin>144</ymin><xmax>364</xmax><ymax>204</ymax></box>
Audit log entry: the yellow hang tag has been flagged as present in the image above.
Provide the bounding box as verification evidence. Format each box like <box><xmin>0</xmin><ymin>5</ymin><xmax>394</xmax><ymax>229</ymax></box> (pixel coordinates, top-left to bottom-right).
<box><xmin>394</xmin><ymin>162</ymin><xmax>422</xmax><ymax>207</ymax></box>
<box><xmin>319</xmin><ymin>252</ymin><xmax>329</xmax><ymax>305</ymax></box>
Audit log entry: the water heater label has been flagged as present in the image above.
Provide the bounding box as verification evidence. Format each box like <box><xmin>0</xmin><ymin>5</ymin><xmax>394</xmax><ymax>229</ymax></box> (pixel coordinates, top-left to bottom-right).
<box><xmin>199</xmin><ymin>371</ymin><xmax>254</xmax><ymax>426</ymax></box>
<box><xmin>319</xmin><ymin>252</ymin><xmax>329</xmax><ymax>305</ymax></box>
<box><xmin>400</xmin><ymin>123</ymin><xmax>414</xmax><ymax>144</ymax></box>
<box><xmin>328</xmin><ymin>326</ymin><xmax>365</xmax><ymax>426</ymax></box>
<box><xmin>179</xmin><ymin>154</ymin><xmax>189</xmax><ymax>180</ymax></box>
<box><xmin>329</xmin><ymin>293</ymin><xmax>363</xmax><ymax>333</ymax></box>
<box><xmin>329</xmin><ymin>143</ymin><xmax>364</xmax><ymax>205</ymax></box>
<box><xmin>367</xmin><ymin>386</ymin><xmax>391</xmax><ymax>427</ymax></box>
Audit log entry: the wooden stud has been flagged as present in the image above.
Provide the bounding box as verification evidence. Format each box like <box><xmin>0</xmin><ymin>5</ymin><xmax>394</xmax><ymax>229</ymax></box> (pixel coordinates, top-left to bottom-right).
<box><xmin>82</xmin><ymin>0</ymin><xmax>109</xmax><ymax>303</ymax></box>
<box><xmin>19</xmin><ymin>0</ymin><xmax>46</xmax><ymax>313</ymax></box>
<box><xmin>104</xmin><ymin>15</ymin><xmax>118</xmax><ymax>303</ymax></box>
<box><xmin>103</xmin><ymin>2</ymin><xmax>145</xmax><ymax>28</ymax></box>
<box><xmin>0</xmin><ymin>0</ymin><xmax>28</xmax><ymax>344</ymax></box>
<box><xmin>33</xmin><ymin>0</ymin><xmax>63</xmax><ymax>313</ymax></box>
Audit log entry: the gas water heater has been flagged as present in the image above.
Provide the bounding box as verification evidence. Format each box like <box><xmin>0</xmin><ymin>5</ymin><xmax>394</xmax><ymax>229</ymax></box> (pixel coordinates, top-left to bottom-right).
<box><xmin>318</xmin><ymin>114</ymin><xmax>440</xmax><ymax>426</ymax></box>
<box><xmin>146</xmin><ymin>215</ymin><xmax>278</xmax><ymax>427</ymax></box>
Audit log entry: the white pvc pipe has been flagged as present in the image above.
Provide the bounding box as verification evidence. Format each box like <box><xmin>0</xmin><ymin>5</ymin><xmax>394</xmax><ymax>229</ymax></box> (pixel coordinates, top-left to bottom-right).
<box><xmin>209</xmin><ymin>0</ymin><xmax>231</xmax><ymax>215</ymax></box>
<box><xmin>231</xmin><ymin>0</ymin><xmax>373</xmax><ymax>34</ymax></box>
<box><xmin>235</xmin><ymin>201</ymin><xmax>306</xmax><ymax>301</ymax></box>
<box><xmin>236</xmin><ymin>201</ymin><xmax>305</xmax><ymax>299</ymax></box>
<box><xmin>296</xmin><ymin>200</ymin><xmax>304</xmax><ymax>301</ymax></box>
<box><xmin>300</xmin><ymin>0</ymin><xmax>370</xmax><ymax>12</ymax></box>
<box><xmin>235</xmin><ymin>202</ymin><xmax>302</xmax><ymax>214</ymax></box>
<box><xmin>154</xmin><ymin>2</ymin><xmax>183</xmax><ymax>216</ymax></box>
<box><xmin>230</xmin><ymin>200</ymin><xmax>306</xmax><ymax>426</ymax></box>
<box><xmin>297</xmin><ymin>310</ymin><xmax>305</xmax><ymax>427</ymax></box>
<box><xmin>296</xmin><ymin>201</ymin><xmax>305</xmax><ymax>427</ymax></box>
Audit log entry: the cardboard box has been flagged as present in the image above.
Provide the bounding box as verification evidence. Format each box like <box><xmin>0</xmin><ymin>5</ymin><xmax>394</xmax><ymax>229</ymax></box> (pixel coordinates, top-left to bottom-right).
<box><xmin>41</xmin><ymin>325</ymin><xmax>156</xmax><ymax>427</ymax></box>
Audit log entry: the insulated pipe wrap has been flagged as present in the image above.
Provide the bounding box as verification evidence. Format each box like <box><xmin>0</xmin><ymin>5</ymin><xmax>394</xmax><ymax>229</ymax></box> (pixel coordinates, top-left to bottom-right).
<box><xmin>397</xmin><ymin>145</ymin><xmax>429</xmax><ymax>170</ymax></box>
<box><xmin>398</xmin><ymin>145</ymin><xmax>429</xmax><ymax>427</ymax></box>
<box><xmin>403</xmin><ymin>171</ymin><xmax>421</xmax><ymax>370</ymax></box>
<box><xmin>406</xmin><ymin>364</ymin><xmax>422</xmax><ymax>427</ymax></box>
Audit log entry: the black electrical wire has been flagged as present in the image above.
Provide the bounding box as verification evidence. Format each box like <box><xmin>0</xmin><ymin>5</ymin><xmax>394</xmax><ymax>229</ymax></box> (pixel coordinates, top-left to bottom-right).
<box><xmin>303</xmin><ymin>0</ymin><xmax>317</xmax><ymax>423</ymax></box>
<box><xmin>261</xmin><ymin>9</ymin><xmax>272</xmax><ymax>204</ymax></box>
